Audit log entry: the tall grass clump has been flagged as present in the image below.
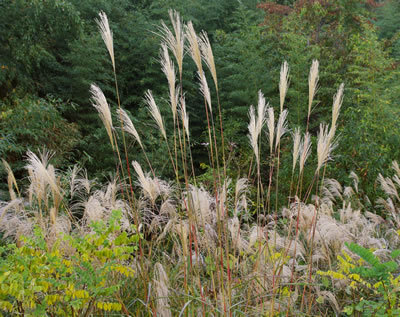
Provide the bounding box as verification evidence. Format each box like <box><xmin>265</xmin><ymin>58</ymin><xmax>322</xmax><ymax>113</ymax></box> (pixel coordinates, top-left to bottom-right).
<box><xmin>2</xmin><ymin>9</ymin><xmax>400</xmax><ymax>317</ymax></box>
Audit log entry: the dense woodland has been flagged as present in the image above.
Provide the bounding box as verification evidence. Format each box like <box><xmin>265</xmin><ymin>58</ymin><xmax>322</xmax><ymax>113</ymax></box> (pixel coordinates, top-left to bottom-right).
<box><xmin>1</xmin><ymin>0</ymin><xmax>400</xmax><ymax>315</ymax></box>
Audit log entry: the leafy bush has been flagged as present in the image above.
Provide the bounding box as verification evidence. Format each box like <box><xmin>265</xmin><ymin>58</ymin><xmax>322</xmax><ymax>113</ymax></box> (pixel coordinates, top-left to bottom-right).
<box><xmin>0</xmin><ymin>210</ymin><xmax>139</xmax><ymax>316</ymax></box>
<box><xmin>318</xmin><ymin>240</ymin><xmax>400</xmax><ymax>316</ymax></box>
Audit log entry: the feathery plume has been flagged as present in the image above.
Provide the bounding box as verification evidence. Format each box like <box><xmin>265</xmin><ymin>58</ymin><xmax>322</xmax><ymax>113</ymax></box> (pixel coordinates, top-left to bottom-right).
<box><xmin>185</xmin><ymin>21</ymin><xmax>202</xmax><ymax>73</ymax></box>
<box><xmin>292</xmin><ymin>127</ymin><xmax>301</xmax><ymax>172</ymax></box>
<box><xmin>159</xmin><ymin>10</ymin><xmax>184</xmax><ymax>76</ymax></box>
<box><xmin>275</xmin><ymin>109</ymin><xmax>288</xmax><ymax>150</ymax></box>
<box><xmin>329</xmin><ymin>83</ymin><xmax>345</xmax><ymax>141</ymax></box>
<box><xmin>179</xmin><ymin>96</ymin><xmax>190</xmax><ymax>138</ymax></box>
<box><xmin>392</xmin><ymin>161</ymin><xmax>400</xmax><ymax>177</ymax></box>
<box><xmin>154</xmin><ymin>263</ymin><xmax>171</xmax><ymax>317</ymax></box>
<box><xmin>299</xmin><ymin>132</ymin><xmax>311</xmax><ymax>174</ymax></box>
<box><xmin>279</xmin><ymin>61</ymin><xmax>290</xmax><ymax>113</ymax></box>
<box><xmin>317</xmin><ymin>123</ymin><xmax>336</xmax><ymax>173</ymax></box>
<box><xmin>267</xmin><ymin>107</ymin><xmax>275</xmax><ymax>154</ymax></box>
<box><xmin>90</xmin><ymin>84</ymin><xmax>114</xmax><ymax>149</ymax></box>
<box><xmin>116</xmin><ymin>108</ymin><xmax>143</xmax><ymax>149</ymax></box>
<box><xmin>96</xmin><ymin>12</ymin><xmax>115</xmax><ymax>71</ymax></box>
<box><xmin>199</xmin><ymin>31</ymin><xmax>218</xmax><ymax>90</ymax></box>
<box><xmin>308</xmin><ymin>60</ymin><xmax>319</xmax><ymax>118</ymax></box>
<box><xmin>145</xmin><ymin>90</ymin><xmax>166</xmax><ymax>140</ymax></box>
<box><xmin>256</xmin><ymin>90</ymin><xmax>267</xmax><ymax>136</ymax></box>
<box><xmin>26</xmin><ymin>150</ymin><xmax>62</xmax><ymax>199</ymax></box>
<box><xmin>248</xmin><ymin>106</ymin><xmax>259</xmax><ymax>164</ymax></box>
<box><xmin>198</xmin><ymin>71</ymin><xmax>212</xmax><ymax>114</ymax></box>
<box><xmin>160</xmin><ymin>43</ymin><xmax>177</xmax><ymax>121</ymax></box>
<box><xmin>2</xmin><ymin>159</ymin><xmax>19</xmax><ymax>199</ymax></box>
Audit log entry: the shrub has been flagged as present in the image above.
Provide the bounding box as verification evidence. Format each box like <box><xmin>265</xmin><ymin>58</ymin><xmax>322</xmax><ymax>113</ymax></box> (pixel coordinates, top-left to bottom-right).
<box><xmin>0</xmin><ymin>210</ymin><xmax>139</xmax><ymax>316</ymax></box>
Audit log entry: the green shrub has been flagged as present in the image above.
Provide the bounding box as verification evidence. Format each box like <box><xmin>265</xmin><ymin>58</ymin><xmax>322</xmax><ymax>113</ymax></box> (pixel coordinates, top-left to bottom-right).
<box><xmin>0</xmin><ymin>210</ymin><xmax>140</xmax><ymax>316</ymax></box>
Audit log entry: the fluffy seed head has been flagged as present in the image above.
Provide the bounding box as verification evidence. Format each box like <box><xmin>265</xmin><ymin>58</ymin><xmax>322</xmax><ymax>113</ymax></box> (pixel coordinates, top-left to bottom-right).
<box><xmin>179</xmin><ymin>96</ymin><xmax>190</xmax><ymax>139</ymax></box>
<box><xmin>199</xmin><ymin>31</ymin><xmax>218</xmax><ymax>90</ymax></box>
<box><xmin>145</xmin><ymin>90</ymin><xmax>166</xmax><ymax>140</ymax></box>
<box><xmin>299</xmin><ymin>132</ymin><xmax>311</xmax><ymax>173</ymax></box>
<box><xmin>198</xmin><ymin>71</ymin><xmax>212</xmax><ymax>115</ymax></box>
<box><xmin>159</xmin><ymin>10</ymin><xmax>184</xmax><ymax>76</ymax></box>
<box><xmin>317</xmin><ymin>123</ymin><xmax>336</xmax><ymax>173</ymax></box>
<box><xmin>267</xmin><ymin>107</ymin><xmax>275</xmax><ymax>154</ymax></box>
<box><xmin>292</xmin><ymin>127</ymin><xmax>301</xmax><ymax>172</ymax></box>
<box><xmin>275</xmin><ymin>109</ymin><xmax>288</xmax><ymax>150</ymax></box>
<box><xmin>248</xmin><ymin>106</ymin><xmax>259</xmax><ymax>165</ymax></box>
<box><xmin>160</xmin><ymin>44</ymin><xmax>177</xmax><ymax>121</ymax></box>
<box><xmin>329</xmin><ymin>83</ymin><xmax>345</xmax><ymax>141</ymax></box>
<box><xmin>96</xmin><ymin>11</ymin><xmax>115</xmax><ymax>71</ymax></box>
<box><xmin>308</xmin><ymin>60</ymin><xmax>319</xmax><ymax>118</ymax></box>
<box><xmin>279</xmin><ymin>61</ymin><xmax>290</xmax><ymax>113</ymax></box>
<box><xmin>2</xmin><ymin>159</ymin><xmax>19</xmax><ymax>199</ymax></box>
<box><xmin>185</xmin><ymin>21</ymin><xmax>202</xmax><ymax>73</ymax></box>
<box><xmin>256</xmin><ymin>90</ymin><xmax>267</xmax><ymax>136</ymax></box>
<box><xmin>90</xmin><ymin>84</ymin><xmax>114</xmax><ymax>149</ymax></box>
<box><xmin>116</xmin><ymin>108</ymin><xmax>143</xmax><ymax>149</ymax></box>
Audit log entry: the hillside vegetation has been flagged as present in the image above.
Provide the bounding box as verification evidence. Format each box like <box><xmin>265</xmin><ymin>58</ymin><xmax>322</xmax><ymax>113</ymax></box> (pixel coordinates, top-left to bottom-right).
<box><xmin>1</xmin><ymin>1</ymin><xmax>400</xmax><ymax>315</ymax></box>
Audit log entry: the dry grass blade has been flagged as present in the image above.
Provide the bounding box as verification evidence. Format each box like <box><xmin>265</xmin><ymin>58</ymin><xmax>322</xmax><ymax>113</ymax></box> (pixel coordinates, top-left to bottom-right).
<box><xmin>90</xmin><ymin>84</ymin><xmax>114</xmax><ymax>149</ymax></box>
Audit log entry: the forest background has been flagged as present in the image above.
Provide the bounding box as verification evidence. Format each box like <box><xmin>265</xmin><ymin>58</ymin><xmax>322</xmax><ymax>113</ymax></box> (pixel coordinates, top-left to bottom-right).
<box><xmin>1</xmin><ymin>0</ymin><xmax>400</xmax><ymax>207</ymax></box>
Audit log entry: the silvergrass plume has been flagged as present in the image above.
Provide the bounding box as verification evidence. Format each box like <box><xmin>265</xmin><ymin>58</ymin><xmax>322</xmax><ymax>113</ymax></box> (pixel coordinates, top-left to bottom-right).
<box><xmin>154</xmin><ymin>263</ymin><xmax>171</xmax><ymax>317</ymax></box>
<box><xmin>185</xmin><ymin>21</ymin><xmax>202</xmax><ymax>73</ymax></box>
<box><xmin>279</xmin><ymin>61</ymin><xmax>290</xmax><ymax>113</ymax></box>
<box><xmin>317</xmin><ymin>123</ymin><xmax>336</xmax><ymax>173</ymax></box>
<box><xmin>299</xmin><ymin>132</ymin><xmax>311</xmax><ymax>174</ymax></box>
<box><xmin>257</xmin><ymin>90</ymin><xmax>267</xmax><ymax>136</ymax></box>
<box><xmin>248</xmin><ymin>106</ymin><xmax>259</xmax><ymax>165</ymax></box>
<box><xmin>96</xmin><ymin>11</ymin><xmax>115</xmax><ymax>71</ymax></box>
<box><xmin>145</xmin><ymin>90</ymin><xmax>167</xmax><ymax>140</ymax></box>
<box><xmin>2</xmin><ymin>159</ymin><xmax>19</xmax><ymax>199</ymax></box>
<box><xmin>199</xmin><ymin>31</ymin><xmax>218</xmax><ymax>90</ymax></box>
<box><xmin>267</xmin><ymin>107</ymin><xmax>275</xmax><ymax>154</ymax></box>
<box><xmin>308</xmin><ymin>60</ymin><xmax>319</xmax><ymax>118</ymax></box>
<box><xmin>329</xmin><ymin>83</ymin><xmax>345</xmax><ymax>141</ymax></box>
<box><xmin>198</xmin><ymin>71</ymin><xmax>212</xmax><ymax>115</ymax></box>
<box><xmin>116</xmin><ymin>108</ymin><xmax>143</xmax><ymax>149</ymax></box>
<box><xmin>160</xmin><ymin>43</ymin><xmax>177</xmax><ymax>121</ymax></box>
<box><xmin>90</xmin><ymin>84</ymin><xmax>114</xmax><ymax>149</ymax></box>
<box><xmin>160</xmin><ymin>10</ymin><xmax>184</xmax><ymax>76</ymax></box>
<box><xmin>292</xmin><ymin>127</ymin><xmax>301</xmax><ymax>172</ymax></box>
<box><xmin>275</xmin><ymin>109</ymin><xmax>288</xmax><ymax>151</ymax></box>
<box><xmin>26</xmin><ymin>150</ymin><xmax>62</xmax><ymax>198</ymax></box>
<box><xmin>179</xmin><ymin>96</ymin><xmax>190</xmax><ymax>138</ymax></box>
